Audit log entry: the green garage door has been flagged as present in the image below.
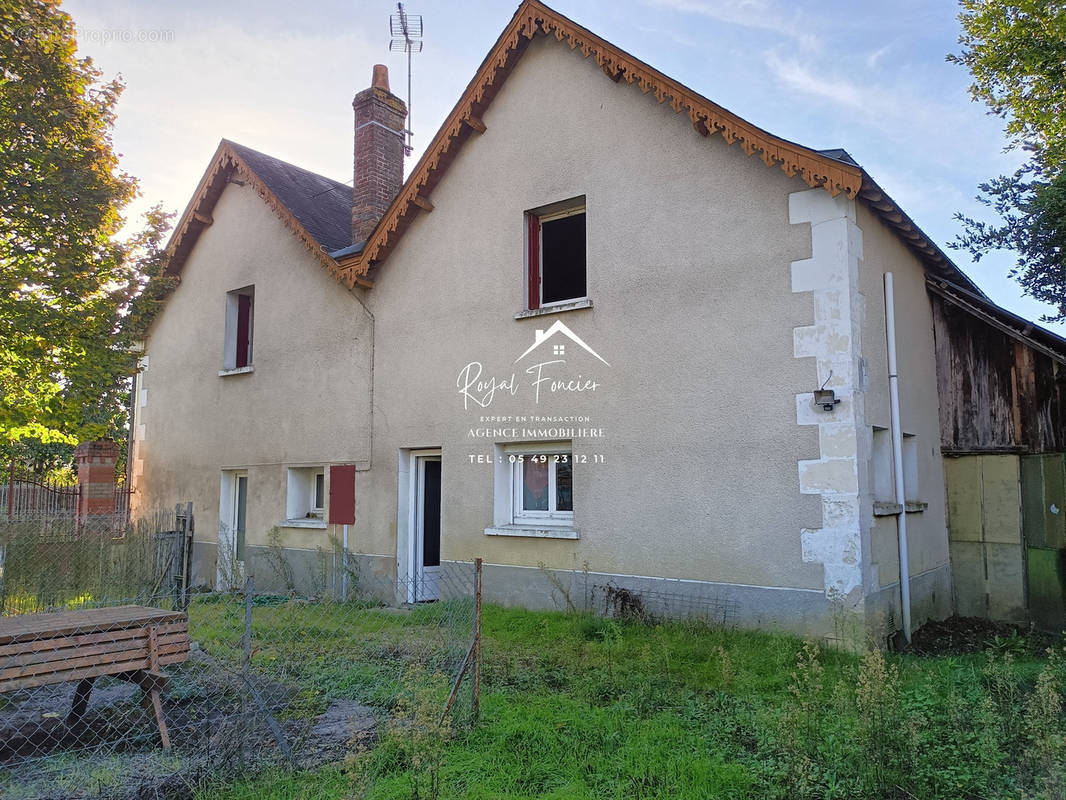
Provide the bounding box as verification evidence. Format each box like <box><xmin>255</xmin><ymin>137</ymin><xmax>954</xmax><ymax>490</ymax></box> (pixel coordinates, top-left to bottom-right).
<box><xmin>945</xmin><ymin>455</ymin><xmax>1025</xmax><ymax>621</ymax></box>
<box><xmin>1022</xmin><ymin>454</ymin><xmax>1066</xmax><ymax>632</ymax></box>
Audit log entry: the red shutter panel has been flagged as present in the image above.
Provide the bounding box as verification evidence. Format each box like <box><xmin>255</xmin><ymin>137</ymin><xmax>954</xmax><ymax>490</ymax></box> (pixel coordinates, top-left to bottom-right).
<box><xmin>235</xmin><ymin>294</ymin><xmax>251</xmax><ymax>368</ymax></box>
<box><xmin>527</xmin><ymin>213</ymin><xmax>541</xmax><ymax>310</ymax></box>
<box><xmin>328</xmin><ymin>465</ymin><xmax>356</xmax><ymax>524</ymax></box>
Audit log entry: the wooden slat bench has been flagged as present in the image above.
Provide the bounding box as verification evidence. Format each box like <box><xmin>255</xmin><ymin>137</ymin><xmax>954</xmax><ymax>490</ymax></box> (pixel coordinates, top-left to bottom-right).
<box><xmin>0</xmin><ymin>606</ymin><xmax>190</xmax><ymax>750</ymax></box>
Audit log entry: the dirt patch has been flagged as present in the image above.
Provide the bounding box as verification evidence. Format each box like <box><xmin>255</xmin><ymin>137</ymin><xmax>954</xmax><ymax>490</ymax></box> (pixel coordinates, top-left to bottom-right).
<box><xmin>0</xmin><ymin>650</ymin><xmax>379</xmax><ymax>799</ymax></box>
<box><xmin>902</xmin><ymin>614</ymin><xmax>1057</xmax><ymax>656</ymax></box>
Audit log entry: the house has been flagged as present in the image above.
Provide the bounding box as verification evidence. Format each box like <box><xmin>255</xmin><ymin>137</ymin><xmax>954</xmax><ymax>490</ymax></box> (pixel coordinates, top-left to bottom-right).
<box><xmin>131</xmin><ymin>0</ymin><xmax>1066</xmax><ymax>642</ymax></box>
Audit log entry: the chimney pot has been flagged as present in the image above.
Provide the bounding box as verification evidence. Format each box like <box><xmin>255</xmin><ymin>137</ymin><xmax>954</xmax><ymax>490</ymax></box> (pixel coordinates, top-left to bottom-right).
<box><xmin>372</xmin><ymin>64</ymin><xmax>390</xmax><ymax>91</ymax></box>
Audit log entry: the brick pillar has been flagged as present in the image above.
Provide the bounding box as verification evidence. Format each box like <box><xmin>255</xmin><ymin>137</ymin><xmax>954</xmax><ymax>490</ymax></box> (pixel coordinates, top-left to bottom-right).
<box><xmin>352</xmin><ymin>64</ymin><xmax>407</xmax><ymax>244</ymax></box>
<box><xmin>75</xmin><ymin>440</ymin><xmax>119</xmax><ymax>526</ymax></box>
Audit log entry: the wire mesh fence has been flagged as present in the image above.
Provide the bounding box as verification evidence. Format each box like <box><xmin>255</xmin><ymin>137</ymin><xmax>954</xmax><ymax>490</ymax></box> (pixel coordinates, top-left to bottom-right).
<box><xmin>588</xmin><ymin>580</ymin><xmax>739</xmax><ymax>627</ymax></box>
<box><xmin>0</xmin><ymin>507</ymin><xmax>481</xmax><ymax>800</ymax></box>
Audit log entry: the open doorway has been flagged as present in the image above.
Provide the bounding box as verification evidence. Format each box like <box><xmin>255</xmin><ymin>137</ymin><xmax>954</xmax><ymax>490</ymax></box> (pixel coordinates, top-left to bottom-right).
<box><xmin>401</xmin><ymin>450</ymin><xmax>441</xmax><ymax>603</ymax></box>
<box><xmin>218</xmin><ymin>470</ymin><xmax>247</xmax><ymax>589</ymax></box>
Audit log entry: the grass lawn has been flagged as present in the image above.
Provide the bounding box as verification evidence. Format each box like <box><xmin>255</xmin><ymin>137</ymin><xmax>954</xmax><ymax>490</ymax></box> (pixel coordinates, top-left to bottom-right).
<box><xmin>194</xmin><ymin>605</ymin><xmax>1066</xmax><ymax>800</ymax></box>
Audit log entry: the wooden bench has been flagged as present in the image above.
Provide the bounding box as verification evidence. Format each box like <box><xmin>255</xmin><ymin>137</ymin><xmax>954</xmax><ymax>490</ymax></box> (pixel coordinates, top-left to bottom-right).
<box><xmin>0</xmin><ymin>606</ymin><xmax>190</xmax><ymax>750</ymax></box>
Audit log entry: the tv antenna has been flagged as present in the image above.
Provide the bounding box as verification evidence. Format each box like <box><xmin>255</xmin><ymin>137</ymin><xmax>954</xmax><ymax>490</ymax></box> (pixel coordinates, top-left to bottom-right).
<box><xmin>389</xmin><ymin>2</ymin><xmax>422</xmax><ymax>156</ymax></box>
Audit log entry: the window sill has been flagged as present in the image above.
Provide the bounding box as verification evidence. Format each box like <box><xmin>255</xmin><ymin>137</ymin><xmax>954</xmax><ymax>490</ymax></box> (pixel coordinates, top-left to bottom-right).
<box><xmin>219</xmin><ymin>366</ymin><xmax>254</xmax><ymax>377</ymax></box>
<box><xmin>279</xmin><ymin>518</ymin><xmax>327</xmax><ymax>529</ymax></box>
<box><xmin>873</xmin><ymin>500</ymin><xmax>928</xmax><ymax>517</ymax></box>
<box><xmin>514</xmin><ymin>299</ymin><xmax>592</xmax><ymax>319</ymax></box>
<box><xmin>485</xmin><ymin>524</ymin><xmax>579</xmax><ymax>540</ymax></box>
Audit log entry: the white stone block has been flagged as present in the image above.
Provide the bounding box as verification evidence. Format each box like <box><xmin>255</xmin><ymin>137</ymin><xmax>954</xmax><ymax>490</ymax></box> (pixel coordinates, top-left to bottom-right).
<box><xmin>788</xmin><ymin>187</ymin><xmax>853</xmax><ymax>226</ymax></box>
<box><xmin>818</xmin><ymin>423</ymin><xmax>857</xmax><ymax>459</ymax></box>
<box><xmin>799</xmin><ymin>457</ymin><xmax>858</xmax><ymax>495</ymax></box>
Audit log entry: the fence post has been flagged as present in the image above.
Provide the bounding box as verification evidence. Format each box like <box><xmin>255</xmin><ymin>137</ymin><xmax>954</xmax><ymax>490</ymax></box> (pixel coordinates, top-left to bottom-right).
<box><xmin>172</xmin><ymin>503</ymin><xmax>183</xmax><ymax>608</ymax></box>
<box><xmin>6</xmin><ymin>459</ymin><xmax>13</xmax><ymax>521</ymax></box>
<box><xmin>473</xmin><ymin>557</ymin><xmax>482</xmax><ymax>723</ymax></box>
<box><xmin>242</xmin><ymin>574</ymin><xmax>254</xmax><ymax>676</ymax></box>
<box><xmin>179</xmin><ymin>502</ymin><xmax>193</xmax><ymax>611</ymax></box>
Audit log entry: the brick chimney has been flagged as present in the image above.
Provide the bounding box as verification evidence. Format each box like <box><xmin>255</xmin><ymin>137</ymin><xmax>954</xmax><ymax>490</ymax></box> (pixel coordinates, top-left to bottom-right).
<box><xmin>352</xmin><ymin>64</ymin><xmax>407</xmax><ymax>244</ymax></box>
<box><xmin>74</xmin><ymin>440</ymin><xmax>119</xmax><ymax>526</ymax></box>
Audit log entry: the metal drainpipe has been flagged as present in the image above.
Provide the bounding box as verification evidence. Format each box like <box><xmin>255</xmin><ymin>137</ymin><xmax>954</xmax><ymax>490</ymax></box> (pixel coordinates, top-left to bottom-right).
<box><xmin>885</xmin><ymin>272</ymin><xmax>912</xmax><ymax>642</ymax></box>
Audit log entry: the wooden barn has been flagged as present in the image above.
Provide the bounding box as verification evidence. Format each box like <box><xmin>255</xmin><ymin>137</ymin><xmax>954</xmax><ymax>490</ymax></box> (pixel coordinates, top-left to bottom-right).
<box><xmin>931</xmin><ymin>278</ymin><xmax>1066</xmax><ymax>629</ymax></box>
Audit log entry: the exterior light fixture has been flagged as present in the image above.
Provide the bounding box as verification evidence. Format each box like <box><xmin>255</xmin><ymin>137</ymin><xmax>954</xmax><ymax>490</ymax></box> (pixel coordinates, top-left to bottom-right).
<box><xmin>814</xmin><ymin>388</ymin><xmax>840</xmax><ymax>411</ymax></box>
<box><xmin>814</xmin><ymin>371</ymin><xmax>840</xmax><ymax>411</ymax></box>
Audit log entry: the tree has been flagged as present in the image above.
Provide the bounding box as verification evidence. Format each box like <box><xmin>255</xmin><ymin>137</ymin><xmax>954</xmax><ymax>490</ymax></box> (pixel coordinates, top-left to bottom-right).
<box><xmin>0</xmin><ymin>0</ymin><xmax>173</xmax><ymax>450</ymax></box>
<box><xmin>948</xmin><ymin>1</ymin><xmax>1066</xmax><ymax>320</ymax></box>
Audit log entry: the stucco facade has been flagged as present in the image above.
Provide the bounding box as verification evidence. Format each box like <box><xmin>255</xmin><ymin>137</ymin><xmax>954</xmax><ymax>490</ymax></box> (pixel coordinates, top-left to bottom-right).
<box><xmin>134</xmin><ymin>14</ymin><xmax>960</xmax><ymax>641</ymax></box>
<box><xmin>131</xmin><ymin>180</ymin><xmax>374</xmax><ymax>585</ymax></box>
<box><xmin>356</xmin><ymin>35</ymin><xmax>822</xmax><ymax>597</ymax></box>
<box><xmin>855</xmin><ymin>202</ymin><xmax>952</xmax><ymax>630</ymax></box>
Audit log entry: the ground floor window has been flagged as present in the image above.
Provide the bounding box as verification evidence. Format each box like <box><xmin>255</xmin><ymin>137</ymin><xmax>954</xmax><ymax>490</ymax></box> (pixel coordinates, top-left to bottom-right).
<box><xmin>286</xmin><ymin>466</ymin><xmax>326</xmax><ymax>521</ymax></box>
<box><xmin>513</xmin><ymin>452</ymin><xmax>573</xmax><ymax>522</ymax></box>
<box><xmin>506</xmin><ymin>442</ymin><xmax>573</xmax><ymax>526</ymax></box>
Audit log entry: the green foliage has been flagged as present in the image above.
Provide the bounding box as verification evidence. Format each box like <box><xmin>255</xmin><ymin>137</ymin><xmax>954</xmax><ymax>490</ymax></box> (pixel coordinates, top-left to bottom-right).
<box><xmin>194</xmin><ymin>767</ymin><xmax>350</xmax><ymax>800</ymax></box>
<box><xmin>949</xmin><ymin>1</ymin><xmax>1066</xmax><ymax>167</ymax></box>
<box><xmin>0</xmin><ymin>0</ymin><xmax>175</xmax><ymax>445</ymax></box>
<box><xmin>0</xmin><ymin>437</ymin><xmax>77</xmax><ymax>482</ymax></box>
<box><xmin>853</xmin><ymin>648</ymin><xmax>907</xmax><ymax>792</ymax></box>
<box><xmin>263</xmin><ymin>526</ymin><xmax>298</xmax><ymax>595</ymax></box>
<box><xmin>1025</xmin><ymin>649</ymin><xmax>1066</xmax><ymax>799</ymax></box>
<box><xmin>353</xmin><ymin>667</ymin><xmax>453</xmax><ymax>800</ymax></box>
<box><xmin>948</xmin><ymin>1</ymin><xmax>1066</xmax><ymax>320</ymax></box>
<box><xmin>954</xmin><ymin>168</ymin><xmax>1066</xmax><ymax>321</ymax></box>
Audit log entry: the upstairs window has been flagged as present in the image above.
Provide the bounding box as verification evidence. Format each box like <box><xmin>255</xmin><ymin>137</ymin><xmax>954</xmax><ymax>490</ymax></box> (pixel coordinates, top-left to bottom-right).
<box><xmin>527</xmin><ymin>199</ymin><xmax>586</xmax><ymax>310</ymax></box>
<box><xmin>223</xmin><ymin>286</ymin><xmax>254</xmax><ymax>371</ymax></box>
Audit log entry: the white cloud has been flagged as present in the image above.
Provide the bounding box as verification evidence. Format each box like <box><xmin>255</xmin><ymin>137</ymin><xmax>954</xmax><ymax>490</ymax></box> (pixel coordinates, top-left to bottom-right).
<box><xmin>645</xmin><ymin>0</ymin><xmax>821</xmax><ymax>50</ymax></box>
<box><xmin>761</xmin><ymin>49</ymin><xmax>1003</xmax><ymax>168</ymax></box>
<box><xmin>865</xmin><ymin>44</ymin><xmax>892</xmax><ymax>69</ymax></box>
<box><xmin>764</xmin><ymin>51</ymin><xmax>866</xmax><ymax>110</ymax></box>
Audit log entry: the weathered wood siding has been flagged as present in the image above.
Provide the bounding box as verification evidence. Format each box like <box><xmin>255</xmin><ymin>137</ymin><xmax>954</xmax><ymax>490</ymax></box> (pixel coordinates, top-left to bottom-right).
<box><xmin>932</xmin><ymin>294</ymin><xmax>1066</xmax><ymax>453</ymax></box>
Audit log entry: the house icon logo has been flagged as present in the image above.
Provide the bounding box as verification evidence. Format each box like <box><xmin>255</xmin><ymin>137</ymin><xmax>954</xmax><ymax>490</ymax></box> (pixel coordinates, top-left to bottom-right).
<box><xmin>514</xmin><ymin>320</ymin><xmax>609</xmax><ymax>366</ymax></box>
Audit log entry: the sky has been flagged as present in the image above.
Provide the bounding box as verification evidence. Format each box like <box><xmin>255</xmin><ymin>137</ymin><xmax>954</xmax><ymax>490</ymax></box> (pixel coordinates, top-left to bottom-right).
<box><xmin>60</xmin><ymin>0</ymin><xmax>1062</xmax><ymax>333</ymax></box>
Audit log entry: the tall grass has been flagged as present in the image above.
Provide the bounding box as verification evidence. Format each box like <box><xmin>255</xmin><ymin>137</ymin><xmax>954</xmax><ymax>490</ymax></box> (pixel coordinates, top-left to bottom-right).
<box><xmin>196</xmin><ymin>606</ymin><xmax>1066</xmax><ymax>800</ymax></box>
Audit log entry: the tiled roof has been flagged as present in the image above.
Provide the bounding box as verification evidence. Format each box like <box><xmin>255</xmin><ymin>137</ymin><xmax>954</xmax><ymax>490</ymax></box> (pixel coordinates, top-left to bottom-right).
<box><xmin>224</xmin><ymin>140</ymin><xmax>352</xmax><ymax>253</ymax></box>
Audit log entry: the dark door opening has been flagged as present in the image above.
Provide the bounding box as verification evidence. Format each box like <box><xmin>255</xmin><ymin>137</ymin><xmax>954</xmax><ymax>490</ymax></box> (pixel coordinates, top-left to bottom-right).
<box><xmin>416</xmin><ymin>457</ymin><xmax>441</xmax><ymax>602</ymax></box>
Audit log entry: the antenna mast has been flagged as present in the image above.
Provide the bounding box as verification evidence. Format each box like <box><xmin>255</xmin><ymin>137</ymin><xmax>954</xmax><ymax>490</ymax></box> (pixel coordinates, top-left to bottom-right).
<box><xmin>389</xmin><ymin>3</ymin><xmax>422</xmax><ymax>156</ymax></box>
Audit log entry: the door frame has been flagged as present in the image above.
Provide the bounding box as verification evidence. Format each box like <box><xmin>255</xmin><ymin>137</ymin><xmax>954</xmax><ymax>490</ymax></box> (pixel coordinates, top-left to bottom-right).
<box><xmin>218</xmin><ymin>469</ymin><xmax>248</xmax><ymax>589</ymax></box>
<box><xmin>399</xmin><ymin>449</ymin><xmax>441</xmax><ymax>603</ymax></box>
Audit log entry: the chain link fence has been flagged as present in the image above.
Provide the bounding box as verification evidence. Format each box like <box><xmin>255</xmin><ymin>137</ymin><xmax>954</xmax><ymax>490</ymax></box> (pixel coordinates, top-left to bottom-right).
<box><xmin>0</xmin><ymin>507</ymin><xmax>481</xmax><ymax>800</ymax></box>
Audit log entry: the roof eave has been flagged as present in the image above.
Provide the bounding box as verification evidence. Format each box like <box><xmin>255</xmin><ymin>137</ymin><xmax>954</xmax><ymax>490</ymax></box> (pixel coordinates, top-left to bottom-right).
<box><xmin>337</xmin><ymin>0</ymin><xmax>867</xmax><ymax>284</ymax></box>
<box><xmin>853</xmin><ymin>170</ymin><xmax>985</xmax><ymax>297</ymax></box>
<box><xmin>162</xmin><ymin>140</ymin><xmax>372</xmax><ymax>290</ymax></box>
<box><xmin>927</xmin><ymin>278</ymin><xmax>1066</xmax><ymax>364</ymax></box>
<box><xmin>340</xmin><ymin>1</ymin><xmax>984</xmax><ymax>296</ymax></box>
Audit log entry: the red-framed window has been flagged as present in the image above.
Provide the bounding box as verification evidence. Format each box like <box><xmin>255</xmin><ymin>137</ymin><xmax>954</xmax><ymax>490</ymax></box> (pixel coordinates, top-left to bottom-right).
<box><xmin>526</xmin><ymin>200</ymin><xmax>586</xmax><ymax>310</ymax></box>
<box><xmin>223</xmin><ymin>285</ymin><xmax>255</xmax><ymax>371</ymax></box>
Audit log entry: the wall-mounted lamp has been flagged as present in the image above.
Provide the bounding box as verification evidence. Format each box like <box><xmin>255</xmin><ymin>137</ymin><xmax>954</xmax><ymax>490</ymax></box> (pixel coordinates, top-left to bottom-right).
<box><xmin>814</xmin><ymin>371</ymin><xmax>840</xmax><ymax>411</ymax></box>
<box><xmin>814</xmin><ymin>388</ymin><xmax>840</xmax><ymax>411</ymax></box>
